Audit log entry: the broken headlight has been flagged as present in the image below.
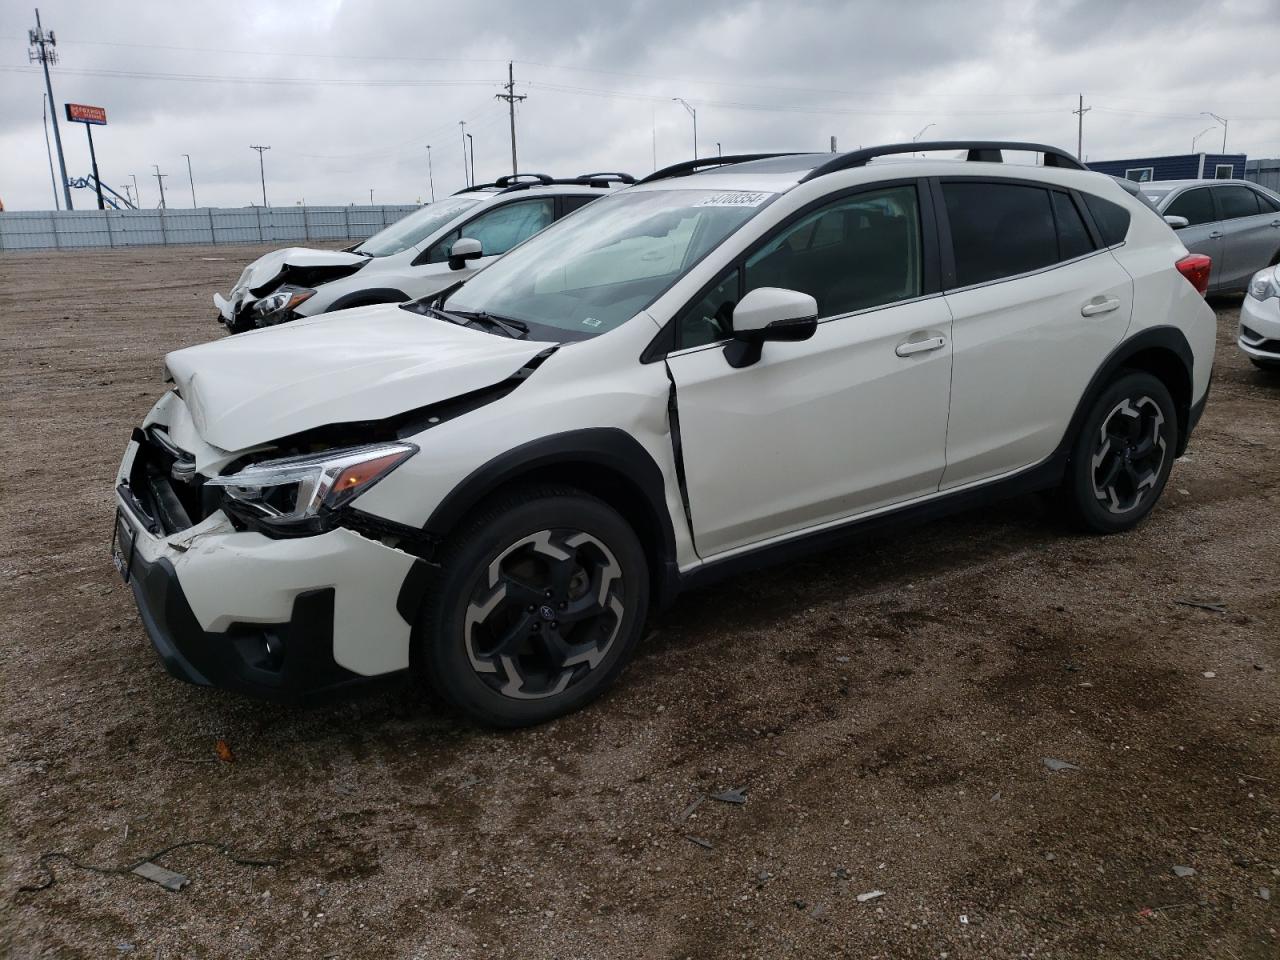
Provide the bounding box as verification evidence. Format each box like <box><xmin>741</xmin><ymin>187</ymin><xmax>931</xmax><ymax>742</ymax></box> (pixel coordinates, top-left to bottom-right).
<box><xmin>253</xmin><ymin>285</ymin><xmax>316</xmax><ymax>318</ymax></box>
<box><xmin>206</xmin><ymin>442</ymin><xmax>416</xmax><ymax>526</ymax></box>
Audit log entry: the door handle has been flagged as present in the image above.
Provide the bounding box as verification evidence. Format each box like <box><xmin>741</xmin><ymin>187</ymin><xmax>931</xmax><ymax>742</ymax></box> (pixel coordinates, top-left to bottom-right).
<box><xmin>1081</xmin><ymin>297</ymin><xmax>1121</xmax><ymax>317</ymax></box>
<box><xmin>895</xmin><ymin>335</ymin><xmax>946</xmax><ymax>357</ymax></box>
<box><xmin>1208</xmin><ymin>231</ymin><xmax>1224</xmax><ymax>239</ymax></box>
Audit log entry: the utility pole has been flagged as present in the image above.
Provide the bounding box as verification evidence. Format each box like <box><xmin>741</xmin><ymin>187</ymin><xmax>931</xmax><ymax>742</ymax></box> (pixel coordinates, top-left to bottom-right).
<box><xmin>459</xmin><ymin>121</ymin><xmax>469</xmax><ymax>187</ymax></box>
<box><xmin>495</xmin><ymin>61</ymin><xmax>527</xmax><ymax>176</ymax></box>
<box><xmin>29</xmin><ymin>9</ymin><xmax>73</xmax><ymax>210</ymax></box>
<box><xmin>672</xmin><ymin>98</ymin><xmax>697</xmax><ymax>158</ymax></box>
<box><xmin>716</xmin><ymin>141</ymin><xmax>722</xmax><ymax>157</ymax></box>
<box><xmin>1198</xmin><ymin>113</ymin><xmax>1228</xmax><ymax>154</ymax></box>
<box><xmin>830</xmin><ymin>135</ymin><xmax>838</xmax><ymax>153</ymax></box>
<box><xmin>250</xmin><ymin>145</ymin><xmax>270</xmax><ymax>207</ymax></box>
<box><xmin>426</xmin><ymin>145</ymin><xmax>435</xmax><ymax>202</ymax></box>
<box><xmin>1073</xmin><ymin>94</ymin><xmax>1091</xmax><ymax>162</ymax></box>
<box><xmin>467</xmin><ymin>133</ymin><xmax>475</xmax><ymax>186</ymax></box>
<box><xmin>120</xmin><ymin>184</ymin><xmax>134</xmax><ymax>207</ymax></box>
<box><xmin>182</xmin><ymin>153</ymin><xmax>197</xmax><ymax>207</ymax></box>
<box><xmin>42</xmin><ymin>93</ymin><xmax>59</xmax><ymax>209</ymax></box>
<box><xmin>369</xmin><ymin>188</ymin><xmax>374</xmax><ymax>205</ymax></box>
<box><xmin>152</xmin><ymin>164</ymin><xmax>168</xmax><ymax>209</ymax></box>
<box><xmin>131</xmin><ymin>173</ymin><xmax>141</xmax><ymax>208</ymax></box>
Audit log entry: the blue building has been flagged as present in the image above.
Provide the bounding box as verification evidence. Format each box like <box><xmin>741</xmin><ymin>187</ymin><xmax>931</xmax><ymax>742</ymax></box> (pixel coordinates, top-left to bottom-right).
<box><xmin>1088</xmin><ymin>153</ymin><xmax>1247</xmax><ymax>183</ymax></box>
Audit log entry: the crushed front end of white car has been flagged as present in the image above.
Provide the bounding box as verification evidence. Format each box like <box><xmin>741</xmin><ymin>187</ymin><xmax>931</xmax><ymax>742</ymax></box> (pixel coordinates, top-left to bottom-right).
<box><xmin>213</xmin><ymin>247</ymin><xmax>370</xmax><ymax>332</ymax></box>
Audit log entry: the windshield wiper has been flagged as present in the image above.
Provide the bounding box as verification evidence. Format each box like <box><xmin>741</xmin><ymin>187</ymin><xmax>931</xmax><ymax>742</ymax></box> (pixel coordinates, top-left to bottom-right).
<box><xmin>449</xmin><ymin>309</ymin><xmax>529</xmax><ymax>339</ymax></box>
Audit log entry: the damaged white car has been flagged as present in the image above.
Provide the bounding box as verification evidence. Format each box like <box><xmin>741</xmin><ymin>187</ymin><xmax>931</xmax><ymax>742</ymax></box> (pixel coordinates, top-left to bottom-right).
<box><xmin>117</xmin><ymin>142</ymin><xmax>1213</xmax><ymax>728</ymax></box>
<box><xmin>212</xmin><ymin>173</ymin><xmax>633</xmax><ymax>332</ymax></box>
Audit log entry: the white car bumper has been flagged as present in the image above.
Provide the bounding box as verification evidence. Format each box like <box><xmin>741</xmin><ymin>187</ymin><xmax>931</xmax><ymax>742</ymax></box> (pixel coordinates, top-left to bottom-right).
<box><xmin>1240</xmin><ymin>292</ymin><xmax>1280</xmax><ymax>362</ymax></box>
<box><xmin>114</xmin><ymin>431</ymin><xmax>422</xmax><ymax>703</ymax></box>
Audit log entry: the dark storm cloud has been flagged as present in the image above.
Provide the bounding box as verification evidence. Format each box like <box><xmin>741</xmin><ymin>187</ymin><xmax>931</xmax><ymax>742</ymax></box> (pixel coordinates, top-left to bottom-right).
<box><xmin>1</xmin><ymin>0</ymin><xmax>1276</xmax><ymax>210</ymax></box>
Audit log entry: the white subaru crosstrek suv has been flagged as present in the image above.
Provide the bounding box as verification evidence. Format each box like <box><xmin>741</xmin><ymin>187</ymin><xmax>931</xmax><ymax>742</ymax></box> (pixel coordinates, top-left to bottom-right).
<box><xmin>212</xmin><ymin>173</ymin><xmax>633</xmax><ymax>332</ymax></box>
<box><xmin>114</xmin><ymin>141</ymin><xmax>1215</xmax><ymax>727</ymax></box>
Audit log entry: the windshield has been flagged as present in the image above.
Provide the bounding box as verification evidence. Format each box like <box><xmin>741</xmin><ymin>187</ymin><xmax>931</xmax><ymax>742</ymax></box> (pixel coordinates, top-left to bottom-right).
<box><xmin>355</xmin><ymin>197</ymin><xmax>480</xmax><ymax>257</ymax></box>
<box><xmin>442</xmin><ymin>188</ymin><xmax>774</xmax><ymax>339</ymax></box>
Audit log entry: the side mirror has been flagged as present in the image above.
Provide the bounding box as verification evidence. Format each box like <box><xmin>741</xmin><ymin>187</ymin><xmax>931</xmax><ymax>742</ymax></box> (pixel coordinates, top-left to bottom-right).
<box><xmin>448</xmin><ymin>236</ymin><xmax>483</xmax><ymax>270</ymax></box>
<box><xmin>1164</xmin><ymin>215</ymin><xmax>1189</xmax><ymax>230</ymax></box>
<box><xmin>723</xmin><ymin>287</ymin><xmax>819</xmax><ymax>368</ymax></box>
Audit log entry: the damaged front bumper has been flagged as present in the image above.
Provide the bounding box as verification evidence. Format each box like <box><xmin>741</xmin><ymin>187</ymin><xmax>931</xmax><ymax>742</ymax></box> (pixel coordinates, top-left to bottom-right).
<box><xmin>114</xmin><ymin>420</ymin><xmax>424</xmax><ymax>704</ymax></box>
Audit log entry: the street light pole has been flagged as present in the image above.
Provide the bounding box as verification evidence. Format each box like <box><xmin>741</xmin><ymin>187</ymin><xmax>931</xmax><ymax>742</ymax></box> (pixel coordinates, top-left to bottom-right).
<box><xmin>250</xmin><ymin>145</ymin><xmax>270</xmax><ymax>207</ymax></box>
<box><xmin>426</xmin><ymin>144</ymin><xmax>435</xmax><ymax>202</ymax></box>
<box><xmin>467</xmin><ymin>133</ymin><xmax>475</xmax><ymax>186</ymax></box>
<box><xmin>672</xmin><ymin>98</ymin><xmax>697</xmax><ymax>158</ymax></box>
<box><xmin>182</xmin><ymin>153</ymin><xmax>197</xmax><ymax>208</ymax></box>
<box><xmin>1202</xmin><ymin>112</ymin><xmax>1229</xmax><ymax>153</ymax></box>
<box><xmin>459</xmin><ymin>121</ymin><xmax>469</xmax><ymax>187</ymax></box>
<box><xmin>1191</xmin><ymin>126</ymin><xmax>1215</xmax><ymax>153</ymax></box>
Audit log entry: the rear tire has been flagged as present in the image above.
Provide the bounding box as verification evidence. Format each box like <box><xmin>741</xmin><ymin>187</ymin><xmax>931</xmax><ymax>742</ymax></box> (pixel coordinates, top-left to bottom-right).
<box><xmin>1060</xmin><ymin>370</ymin><xmax>1178</xmax><ymax>534</ymax></box>
<box><xmin>414</xmin><ymin>485</ymin><xmax>650</xmax><ymax>727</ymax></box>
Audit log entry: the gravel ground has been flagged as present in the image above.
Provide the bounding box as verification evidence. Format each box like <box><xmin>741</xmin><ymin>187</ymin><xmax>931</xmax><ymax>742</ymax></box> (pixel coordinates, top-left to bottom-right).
<box><xmin>1</xmin><ymin>244</ymin><xmax>1277</xmax><ymax>960</ymax></box>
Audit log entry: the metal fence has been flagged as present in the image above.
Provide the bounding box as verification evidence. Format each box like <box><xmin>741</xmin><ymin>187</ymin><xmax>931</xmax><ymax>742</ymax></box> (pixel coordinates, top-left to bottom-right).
<box><xmin>0</xmin><ymin>204</ymin><xmax>420</xmax><ymax>252</ymax></box>
<box><xmin>1245</xmin><ymin>159</ymin><xmax>1280</xmax><ymax>194</ymax></box>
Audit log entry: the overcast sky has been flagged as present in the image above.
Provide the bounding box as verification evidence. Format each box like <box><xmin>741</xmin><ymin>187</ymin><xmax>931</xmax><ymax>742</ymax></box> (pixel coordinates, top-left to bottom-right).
<box><xmin>2</xmin><ymin>0</ymin><xmax>1278</xmax><ymax>211</ymax></box>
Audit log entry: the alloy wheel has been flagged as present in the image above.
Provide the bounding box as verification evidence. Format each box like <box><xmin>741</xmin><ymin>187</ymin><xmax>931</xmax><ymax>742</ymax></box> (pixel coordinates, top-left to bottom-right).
<box><xmin>463</xmin><ymin>529</ymin><xmax>625</xmax><ymax>700</ymax></box>
<box><xmin>1090</xmin><ymin>395</ymin><xmax>1167</xmax><ymax>515</ymax></box>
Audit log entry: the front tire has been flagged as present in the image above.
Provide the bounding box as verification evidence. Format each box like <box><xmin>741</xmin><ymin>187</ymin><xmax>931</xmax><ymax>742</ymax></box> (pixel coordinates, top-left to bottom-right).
<box><xmin>1061</xmin><ymin>370</ymin><xmax>1178</xmax><ymax>534</ymax></box>
<box><xmin>415</xmin><ymin>486</ymin><xmax>650</xmax><ymax>727</ymax></box>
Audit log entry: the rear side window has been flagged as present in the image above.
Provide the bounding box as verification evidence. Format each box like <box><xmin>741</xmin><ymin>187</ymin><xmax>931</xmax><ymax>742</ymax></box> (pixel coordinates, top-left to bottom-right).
<box><xmin>1217</xmin><ymin>185</ymin><xmax>1261</xmax><ymax>220</ymax></box>
<box><xmin>1081</xmin><ymin>193</ymin><xmax>1131</xmax><ymax>246</ymax></box>
<box><xmin>560</xmin><ymin>195</ymin><xmax>597</xmax><ymax>216</ymax></box>
<box><xmin>1165</xmin><ymin>188</ymin><xmax>1216</xmax><ymax>226</ymax></box>
<box><xmin>942</xmin><ymin>182</ymin><xmax>1058</xmax><ymax>287</ymax></box>
<box><xmin>1259</xmin><ymin>192</ymin><xmax>1280</xmax><ymax>214</ymax></box>
<box><xmin>1052</xmin><ymin>191</ymin><xmax>1094</xmax><ymax>261</ymax></box>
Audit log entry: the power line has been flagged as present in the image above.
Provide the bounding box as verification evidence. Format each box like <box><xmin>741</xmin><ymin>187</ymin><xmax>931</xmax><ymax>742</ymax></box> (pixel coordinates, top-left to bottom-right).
<box><xmin>0</xmin><ymin>65</ymin><xmax>498</xmax><ymax>89</ymax></box>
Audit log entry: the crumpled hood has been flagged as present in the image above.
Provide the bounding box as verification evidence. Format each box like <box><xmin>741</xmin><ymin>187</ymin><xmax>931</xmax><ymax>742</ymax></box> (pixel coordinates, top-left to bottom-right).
<box><xmin>166</xmin><ymin>304</ymin><xmax>553</xmax><ymax>452</ymax></box>
<box><xmin>214</xmin><ymin>247</ymin><xmax>369</xmax><ymax>320</ymax></box>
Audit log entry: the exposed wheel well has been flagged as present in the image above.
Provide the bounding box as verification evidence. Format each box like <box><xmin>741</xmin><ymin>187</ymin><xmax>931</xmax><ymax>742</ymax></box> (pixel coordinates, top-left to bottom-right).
<box><xmin>1117</xmin><ymin>347</ymin><xmax>1192</xmax><ymax>446</ymax></box>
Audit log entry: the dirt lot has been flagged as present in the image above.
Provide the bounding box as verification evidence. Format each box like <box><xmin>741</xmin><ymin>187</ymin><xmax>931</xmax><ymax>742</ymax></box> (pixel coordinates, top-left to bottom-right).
<box><xmin>1</xmin><ymin>244</ymin><xmax>1277</xmax><ymax>959</ymax></box>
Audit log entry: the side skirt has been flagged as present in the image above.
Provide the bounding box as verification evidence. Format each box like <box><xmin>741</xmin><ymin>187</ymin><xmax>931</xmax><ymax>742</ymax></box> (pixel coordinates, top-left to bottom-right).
<box><xmin>675</xmin><ymin>452</ymin><xmax>1066</xmax><ymax>595</ymax></box>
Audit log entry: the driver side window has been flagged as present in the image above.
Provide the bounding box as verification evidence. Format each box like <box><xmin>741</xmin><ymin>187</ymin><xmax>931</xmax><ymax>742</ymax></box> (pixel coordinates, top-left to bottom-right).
<box><xmin>425</xmin><ymin>199</ymin><xmax>555</xmax><ymax>264</ymax></box>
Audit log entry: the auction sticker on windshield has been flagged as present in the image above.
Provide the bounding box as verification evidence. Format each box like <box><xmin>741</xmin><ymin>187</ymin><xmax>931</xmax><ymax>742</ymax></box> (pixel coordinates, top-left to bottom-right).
<box><xmin>693</xmin><ymin>191</ymin><xmax>774</xmax><ymax>207</ymax></box>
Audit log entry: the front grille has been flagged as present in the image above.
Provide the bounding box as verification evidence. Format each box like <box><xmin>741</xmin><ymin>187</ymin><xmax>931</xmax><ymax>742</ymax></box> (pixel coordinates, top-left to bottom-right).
<box><xmin>124</xmin><ymin>427</ymin><xmax>223</xmax><ymax>535</ymax></box>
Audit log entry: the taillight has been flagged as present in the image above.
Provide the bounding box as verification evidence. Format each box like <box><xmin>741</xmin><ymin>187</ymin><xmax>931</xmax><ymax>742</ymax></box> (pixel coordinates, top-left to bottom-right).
<box><xmin>1176</xmin><ymin>254</ymin><xmax>1212</xmax><ymax>296</ymax></box>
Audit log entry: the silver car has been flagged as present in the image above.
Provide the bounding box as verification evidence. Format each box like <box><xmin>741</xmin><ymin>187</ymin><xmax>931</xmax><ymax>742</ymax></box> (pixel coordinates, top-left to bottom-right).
<box><xmin>1139</xmin><ymin>180</ymin><xmax>1280</xmax><ymax>293</ymax></box>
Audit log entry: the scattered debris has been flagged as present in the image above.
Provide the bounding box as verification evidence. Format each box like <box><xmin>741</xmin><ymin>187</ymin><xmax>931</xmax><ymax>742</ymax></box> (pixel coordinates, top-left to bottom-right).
<box><xmin>835</xmin><ymin>656</ymin><xmax>850</xmax><ymax>664</ymax></box>
<box><xmin>856</xmin><ymin>890</ymin><xmax>885</xmax><ymax>903</ymax></box>
<box><xmin>685</xmin><ymin>835</ymin><xmax>713</xmax><ymax>850</ymax></box>
<box><xmin>710</xmin><ymin>787</ymin><xmax>747</xmax><ymax>805</ymax></box>
<box><xmin>132</xmin><ymin>861</ymin><xmax>189</xmax><ymax>892</ymax></box>
<box><xmin>1202</xmin><ymin>671</ymin><xmax>1216</xmax><ymax>679</ymax></box>
<box><xmin>1172</xmin><ymin>865</ymin><xmax>1196</xmax><ymax>878</ymax></box>
<box><xmin>1042</xmin><ymin>757</ymin><xmax>1079</xmax><ymax>773</ymax></box>
<box><xmin>1258</xmin><ymin>887</ymin><xmax>1271</xmax><ymax>902</ymax></box>
<box><xmin>17</xmin><ymin>840</ymin><xmax>280</xmax><ymax>894</ymax></box>
<box><xmin>677</xmin><ymin>796</ymin><xmax>704</xmax><ymax>821</ymax></box>
<box><xmin>792</xmin><ymin>898</ymin><xmax>808</xmax><ymax>910</ymax></box>
<box><xmin>1176</xmin><ymin>599</ymin><xmax>1227</xmax><ymax>614</ymax></box>
<box><xmin>755</xmin><ymin>870</ymin><xmax>771</xmax><ymax>888</ymax></box>
<box><xmin>215</xmin><ymin>739</ymin><xmax>235</xmax><ymax>763</ymax></box>
<box><xmin>960</xmin><ymin>914</ymin><xmax>970</xmax><ymax>925</ymax></box>
<box><xmin>990</xmin><ymin>791</ymin><xmax>1002</xmax><ymax>802</ymax></box>
<box><xmin>810</xmin><ymin>902</ymin><xmax>828</xmax><ymax>921</ymax></box>
<box><xmin>1044</xmin><ymin>852</ymin><xmax>1056</xmax><ymax>861</ymax></box>
<box><xmin>832</xmin><ymin>866</ymin><xmax>851</xmax><ymax>880</ymax></box>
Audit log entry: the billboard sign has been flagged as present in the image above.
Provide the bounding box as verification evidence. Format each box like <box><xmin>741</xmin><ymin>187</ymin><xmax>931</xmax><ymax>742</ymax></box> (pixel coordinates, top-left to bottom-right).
<box><xmin>65</xmin><ymin>103</ymin><xmax>107</xmax><ymax>125</ymax></box>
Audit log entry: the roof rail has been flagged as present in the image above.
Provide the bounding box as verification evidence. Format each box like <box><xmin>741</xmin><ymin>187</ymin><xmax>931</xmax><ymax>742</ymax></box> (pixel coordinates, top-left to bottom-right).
<box><xmin>574</xmin><ymin>171</ymin><xmax>636</xmax><ymax>186</ymax></box>
<box><xmin>799</xmin><ymin>141</ymin><xmax>1085</xmax><ymax>182</ymax></box>
<box><xmin>638</xmin><ymin>153</ymin><xmax>804</xmax><ymax>184</ymax></box>
<box><xmin>494</xmin><ymin>173</ymin><xmax>554</xmax><ymax>188</ymax></box>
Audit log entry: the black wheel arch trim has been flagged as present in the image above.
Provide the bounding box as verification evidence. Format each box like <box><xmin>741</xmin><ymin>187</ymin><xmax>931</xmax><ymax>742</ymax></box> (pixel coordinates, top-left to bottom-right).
<box><xmin>410</xmin><ymin>427</ymin><xmax>681</xmax><ymax>610</ymax></box>
<box><xmin>1058</xmin><ymin>324</ymin><xmax>1196</xmax><ymax>460</ymax></box>
<box><xmin>324</xmin><ymin>287</ymin><xmax>410</xmax><ymax>312</ymax></box>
